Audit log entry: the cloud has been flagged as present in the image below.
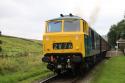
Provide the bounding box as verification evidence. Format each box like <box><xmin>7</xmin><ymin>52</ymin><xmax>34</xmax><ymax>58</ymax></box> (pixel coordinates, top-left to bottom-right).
<box><xmin>0</xmin><ymin>0</ymin><xmax>125</xmax><ymax>39</ymax></box>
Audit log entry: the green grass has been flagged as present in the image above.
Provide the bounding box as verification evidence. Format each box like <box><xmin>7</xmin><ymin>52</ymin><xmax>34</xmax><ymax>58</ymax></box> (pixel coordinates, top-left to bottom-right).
<box><xmin>0</xmin><ymin>35</ymin><xmax>42</xmax><ymax>56</ymax></box>
<box><xmin>0</xmin><ymin>35</ymin><xmax>52</xmax><ymax>83</ymax></box>
<box><xmin>92</xmin><ymin>56</ymin><xmax>125</xmax><ymax>83</ymax></box>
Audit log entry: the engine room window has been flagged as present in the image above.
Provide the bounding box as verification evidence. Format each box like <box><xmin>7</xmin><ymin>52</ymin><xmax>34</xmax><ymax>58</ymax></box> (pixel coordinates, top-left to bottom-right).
<box><xmin>47</xmin><ymin>21</ymin><xmax>62</xmax><ymax>32</ymax></box>
<box><xmin>64</xmin><ymin>19</ymin><xmax>80</xmax><ymax>32</ymax></box>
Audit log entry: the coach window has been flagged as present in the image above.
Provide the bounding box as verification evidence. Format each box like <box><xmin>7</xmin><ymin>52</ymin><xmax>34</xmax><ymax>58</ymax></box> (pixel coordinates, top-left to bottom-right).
<box><xmin>91</xmin><ymin>30</ymin><xmax>95</xmax><ymax>49</ymax></box>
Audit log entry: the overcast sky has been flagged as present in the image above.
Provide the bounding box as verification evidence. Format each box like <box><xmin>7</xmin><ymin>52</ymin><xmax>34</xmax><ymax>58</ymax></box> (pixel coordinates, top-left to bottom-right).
<box><xmin>0</xmin><ymin>0</ymin><xmax>125</xmax><ymax>40</ymax></box>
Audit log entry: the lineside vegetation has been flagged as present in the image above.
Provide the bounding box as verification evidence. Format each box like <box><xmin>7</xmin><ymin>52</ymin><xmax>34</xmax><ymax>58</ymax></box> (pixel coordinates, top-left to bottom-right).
<box><xmin>0</xmin><ymin>35</ymin><xmax>52</xmax><ymax>83</ymax></box>
<box><xmin>92</xmin><ymin>56</ymin><xmax>125</xmax><ymax>83</ymax></box>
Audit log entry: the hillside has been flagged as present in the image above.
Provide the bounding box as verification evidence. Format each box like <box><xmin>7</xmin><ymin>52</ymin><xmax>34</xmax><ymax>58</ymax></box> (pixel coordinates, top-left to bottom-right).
<box><xmin>0</xmin><ymin>35</ymin><xmax>52</xmax><ymax>83</ymax></box>
<box><xmin>0</xmin><ymin>35</ymin><xmax>42</xmax><ymax>57</ymax></box>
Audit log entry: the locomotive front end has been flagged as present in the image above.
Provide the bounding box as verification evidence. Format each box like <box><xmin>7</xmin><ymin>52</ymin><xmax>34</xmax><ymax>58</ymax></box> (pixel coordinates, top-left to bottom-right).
<box><xmin>42</xmin><ymin>15</ymin><xmax>87</xmax><ymax>73</ymax></box>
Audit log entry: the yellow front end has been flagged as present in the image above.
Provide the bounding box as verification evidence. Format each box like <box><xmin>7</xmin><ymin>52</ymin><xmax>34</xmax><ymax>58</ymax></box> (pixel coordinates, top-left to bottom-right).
<box><xmin>43</xmin><ymin>18</ymin><xmax>88</xmax><ymax>57</ymax></box>
<box><xmin>42</xmin><ymin>16</ymin><xmax>89</xmax><ymax>73</ymax></box>
<box><xmin>43</xmin><ymin>32</ymin><xmax>85</xmax><ymax>56</ymax></box>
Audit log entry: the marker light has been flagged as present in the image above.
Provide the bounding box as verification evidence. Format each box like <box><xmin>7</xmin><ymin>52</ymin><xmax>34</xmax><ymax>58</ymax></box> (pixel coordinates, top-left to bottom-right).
<box><xmin>76</xmin><ymin>46</ymin><xmax>79</xmax><ymax>50</ymax></box>
<box><xmin>75</xmin><ymin>35</ymin><xmax>79</xmax><ymax>40</ymax></box>
<box><xmin>46</xmin><ymin>36</ymin><xmax>49</xmax><ymax>40</ymax></box>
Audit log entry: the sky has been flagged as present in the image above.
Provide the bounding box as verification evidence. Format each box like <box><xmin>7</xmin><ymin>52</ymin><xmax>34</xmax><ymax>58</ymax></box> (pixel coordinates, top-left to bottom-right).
<box><xmin>0</xmin><ymin>0</ymin><xmax>125</xmax><ymax>40</ymax></box>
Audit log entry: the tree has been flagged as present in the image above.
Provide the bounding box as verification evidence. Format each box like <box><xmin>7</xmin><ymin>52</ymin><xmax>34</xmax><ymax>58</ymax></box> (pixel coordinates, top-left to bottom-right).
<box><xmin>108</xmin><ymin>18</ymin><xmax>125</xmax><ymax>48</ymax></box>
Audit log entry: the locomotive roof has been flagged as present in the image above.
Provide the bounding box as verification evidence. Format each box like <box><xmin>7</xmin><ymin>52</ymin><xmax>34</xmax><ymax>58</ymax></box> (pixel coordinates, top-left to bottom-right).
<box><xmin>49</xmin><ymin>15</ymin><xmax>84</xmax><ymax>21</ymax></box>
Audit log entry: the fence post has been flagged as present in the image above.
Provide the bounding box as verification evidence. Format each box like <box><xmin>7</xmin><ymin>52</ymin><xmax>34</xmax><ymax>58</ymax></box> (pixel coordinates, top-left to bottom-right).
<box><xmin>0</xmin><ymin>31</ymin><xmax>2</xmax><ymax>58</ymax></box>
<box><xmin>0</xmin><ymin>31</ymin><xmax>2</xmax><ymax>52</ymax></box>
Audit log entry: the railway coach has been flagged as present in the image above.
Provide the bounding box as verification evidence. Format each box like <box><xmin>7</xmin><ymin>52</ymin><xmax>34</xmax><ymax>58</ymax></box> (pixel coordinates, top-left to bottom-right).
<box><xmin>42</xmin><ymin>14</ymin><xmax>109</xmax><ymax>74</ymax></box>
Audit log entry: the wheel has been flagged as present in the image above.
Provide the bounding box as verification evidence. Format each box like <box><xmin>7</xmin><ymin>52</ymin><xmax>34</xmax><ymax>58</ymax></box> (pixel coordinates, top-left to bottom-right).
<box><xmin>85</xmin><ymin>62</ymin><xmax>90</xmax><ymax>71</ymax></box>
<box><xmin>55</xmin><ymin>69</ymin><xmax>61</xmax><ymax>75</ymax></box>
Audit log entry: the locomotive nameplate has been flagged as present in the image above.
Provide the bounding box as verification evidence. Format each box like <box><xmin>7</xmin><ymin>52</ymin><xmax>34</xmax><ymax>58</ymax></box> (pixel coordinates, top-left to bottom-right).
<box><xmin>53</xmin><ymin>42</ymin><xmax>73</xmax><ymax>49</ymax></box>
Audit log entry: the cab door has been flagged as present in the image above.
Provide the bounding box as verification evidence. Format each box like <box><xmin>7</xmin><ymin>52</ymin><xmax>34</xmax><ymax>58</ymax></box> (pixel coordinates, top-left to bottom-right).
<box><xmin>84</xmin><ymin>35</ymin><xmax>89</xmax><ymax>56</ymax></box>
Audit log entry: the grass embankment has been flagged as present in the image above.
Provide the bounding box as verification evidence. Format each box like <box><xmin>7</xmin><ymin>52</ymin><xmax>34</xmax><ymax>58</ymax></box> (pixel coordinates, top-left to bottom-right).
<box><xmin>0</xmin><ymin>35</ymin><xmax>52</xmax><ymax>83</ymax></box>
<box><xmin>92</xmin><ymin>56</ymin><xmax>125</xmax><ymax>83</ymax></box>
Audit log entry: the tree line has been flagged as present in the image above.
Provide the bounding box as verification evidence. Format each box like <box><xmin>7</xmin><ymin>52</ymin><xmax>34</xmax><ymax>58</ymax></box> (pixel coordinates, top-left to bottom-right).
<box><xmin>108</xmin><ymin>16</ymin><xmax>125</xmax><ymax>48</ymax></box>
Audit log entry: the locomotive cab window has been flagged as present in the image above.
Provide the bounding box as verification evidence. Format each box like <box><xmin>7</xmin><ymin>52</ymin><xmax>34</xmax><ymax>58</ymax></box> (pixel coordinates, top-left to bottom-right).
<box><xmin>64</xmin><ymin>19</ymin><xmax>80</xmax><ymax>32</ymax></box>
<box><xmin>47</xmin><ymin>21</ymin><xmax>62</xmax><ymax>32</ymax></box>
<box><xmin>83</xmin><ymin>21</ymin><xmax>88</xmax><ymax>34</ymax></box>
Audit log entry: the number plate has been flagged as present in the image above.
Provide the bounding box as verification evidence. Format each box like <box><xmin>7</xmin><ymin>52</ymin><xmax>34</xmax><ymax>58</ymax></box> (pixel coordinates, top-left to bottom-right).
<box><xmin>53</xmin><ymin>42</ymin><xmax>73</xmax><ymax>49</ymax></box>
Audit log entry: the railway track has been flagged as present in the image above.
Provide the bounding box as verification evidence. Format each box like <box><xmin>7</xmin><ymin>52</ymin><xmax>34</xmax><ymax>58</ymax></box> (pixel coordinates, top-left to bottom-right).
<box><xmin>39</xmin><ymin>57</ymin><xmax>108</xmax><ymax>83</ymax></box>
<box><xmin>39</xmin><ymin>74</ymin><xmax>58</xmax><ymax>83</ymax></box>
<box><xmin>39</xmin><ymin>64</ymin><xmax>99</xmax><ymax>83</ymax></box>
<box><xmin>39</xmin><ymin>71</ymin><xmax>80</xmax><ymax>83</ymax></box>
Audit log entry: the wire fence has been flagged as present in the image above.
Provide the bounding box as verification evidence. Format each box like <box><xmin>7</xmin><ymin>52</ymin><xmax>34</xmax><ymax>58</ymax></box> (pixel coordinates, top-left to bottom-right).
<box><xmin>0</xmin><ymin>51</ymin><xmax>42</xmax><ymax>58</ymax></box>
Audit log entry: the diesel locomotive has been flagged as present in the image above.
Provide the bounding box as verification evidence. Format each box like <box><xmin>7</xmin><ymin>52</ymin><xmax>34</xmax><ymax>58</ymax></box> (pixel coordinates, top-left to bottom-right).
<box><xmin>42</xmin><ymin>14</ymin><xmax>109</xmax><ymax>74</ymax></box>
